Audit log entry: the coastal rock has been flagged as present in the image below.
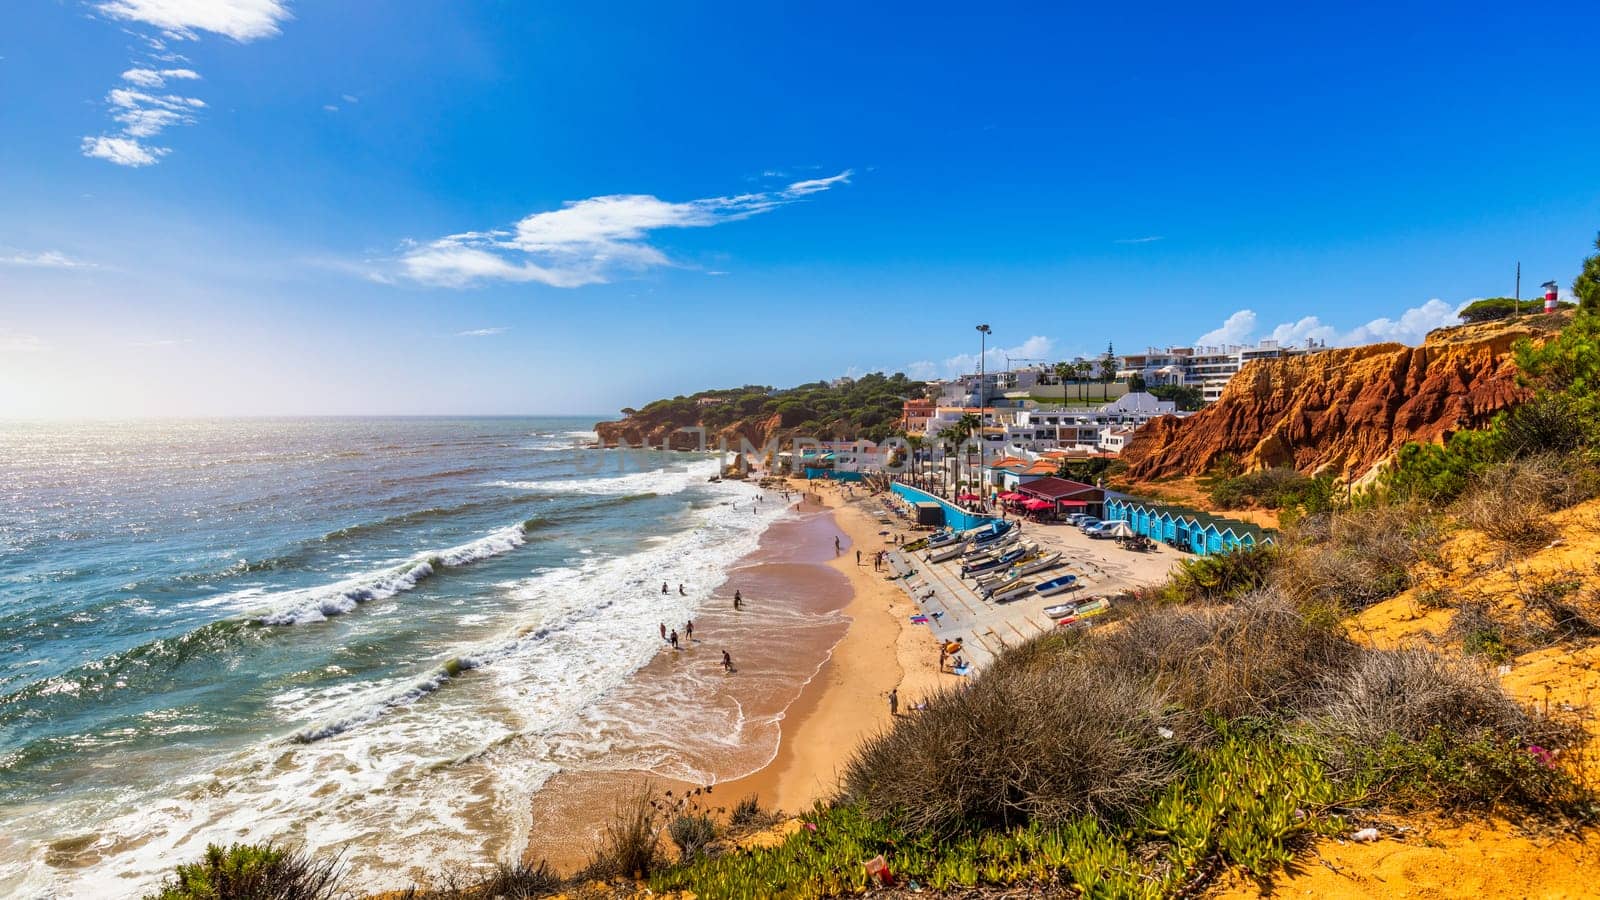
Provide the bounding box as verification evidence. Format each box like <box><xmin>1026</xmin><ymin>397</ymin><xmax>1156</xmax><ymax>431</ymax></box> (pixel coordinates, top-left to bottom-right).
<box><xmin>594</xmin><ymin>412</ymin><xmax>788</xmax><ymax>452</ymax></box>
<box><xmin>1122</xmin><ymin>315</ymin><xmax>1567</xmax><ymax>482</ymax></box>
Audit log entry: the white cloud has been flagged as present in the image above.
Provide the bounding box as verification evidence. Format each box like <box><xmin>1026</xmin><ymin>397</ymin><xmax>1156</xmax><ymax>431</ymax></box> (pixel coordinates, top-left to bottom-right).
<box><xmin>341</xmin><ymin>93</ymin><xmax>358</xmax><ymax>104</ymax></box>
<box><xmin>904</xmin><ymin>360</ymin><xmax>940</xmax><ymax>380</ymax></box>
<box><xmin>1194</xmin><ymin>299</ymin><xmax>1465</xmax><ymax>350</ymax></box>
<box><xmin>81</xmin><ymin>135</ymin><xmax>168</xmax><ymax>166</ymax></box>
<box><xmin>323</xmin><ymin>104</ymin><xmax>338</xmax><ymax>112</ymax></box>
<box><xmin>398</xmin><ymin>170</ymin><xmax>854</xmax><ymax>288</ymax></box>
<box><xmin>84</xmin><ymin>2</ymin><xmax>289</xmax><ymax>166</ymax></box>
<box><xmin>0</xmin><ymin>250</ymin><xmax>93</xmax><ymax>269</ymax></box>
<box><xmin>120</xmin><ymin>66</ymin><xmax>200</xmax><ymax>88</ymax></box>
<box><xmin>0</xmin><ymin>328</ymin><xmax>48</xmax><ymax>353</ymax></box>
<box><xmin>1194</xmin><ymin>310</ymin><xmax>1257</xmax><ymax>347</ymax></box>
<box><xmin>1114</xmin><ymin>235</ymin><xmax>1164</xmax><ymax>244</ymax></box>
<box><xmin>456</xmin><ymin>327</ymin><xmax>507</xmax><ymax>337</ymax></box>
<box><xmin>95</xmin><ymin>0</ymin><xmax>292</xmax><ymax>42</ymax></box>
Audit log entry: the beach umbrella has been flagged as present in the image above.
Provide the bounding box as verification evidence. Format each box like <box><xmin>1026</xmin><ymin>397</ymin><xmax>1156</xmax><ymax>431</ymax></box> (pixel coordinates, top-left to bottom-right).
<box><xmin>1105</xmin><ymin>521</ymin><xmax>1135</xmax><ymax>538</ymax></box>
<box><xmin>957</xmin><ymin>492</ymin><xmax>981</xmax><ymax>502</ymax></box>
<box><xmin>1023</xmin><ymin>498</ymin><xmax>1052</xmax><ymax>511</ymax></box>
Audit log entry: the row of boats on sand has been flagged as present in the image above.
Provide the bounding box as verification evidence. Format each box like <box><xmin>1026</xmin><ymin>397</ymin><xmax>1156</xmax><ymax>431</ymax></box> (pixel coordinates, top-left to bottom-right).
<box><xmin>904</xmin><ymin>521</ymin><xmax>1113</xmax><ymax>626</ymax></box>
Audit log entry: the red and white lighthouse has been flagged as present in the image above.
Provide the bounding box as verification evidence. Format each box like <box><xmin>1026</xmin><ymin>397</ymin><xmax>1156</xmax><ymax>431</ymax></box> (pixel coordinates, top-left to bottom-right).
<box><xmin>1544</xmin><ymin>281</ymin><xmax>1560</xmax><ymax>313</ymax></box>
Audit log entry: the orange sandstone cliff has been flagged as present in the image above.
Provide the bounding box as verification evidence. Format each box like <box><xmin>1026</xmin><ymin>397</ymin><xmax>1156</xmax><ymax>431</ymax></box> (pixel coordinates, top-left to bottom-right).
<box><xmin>1122</xmin><ymin>314</ymin><xmax>1569</xmax><ymax>482</ymax></box>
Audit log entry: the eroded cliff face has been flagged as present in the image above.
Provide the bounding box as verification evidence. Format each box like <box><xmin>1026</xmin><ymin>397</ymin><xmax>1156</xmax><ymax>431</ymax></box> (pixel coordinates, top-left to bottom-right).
<box><xmin>594</xmin><ymin>412</ymin><xmax>787</xmax><ymax>451</ymax></box>
<box><xmin>1122</xmin><ymin>315</ymin><xmax>1569</xmax><ymax>482</ymax></box>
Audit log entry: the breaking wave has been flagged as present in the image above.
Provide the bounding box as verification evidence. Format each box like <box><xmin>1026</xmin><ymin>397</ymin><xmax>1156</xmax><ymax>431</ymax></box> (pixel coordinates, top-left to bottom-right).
<box><xmin>253</xmin><ymin>523</ymin><xmax>533</xmax><ymax>626</ymax></box>
<box><xmin>488</xmin><ymin>459</ymin><xmax>720</xmax><ymax>497</ymax></box>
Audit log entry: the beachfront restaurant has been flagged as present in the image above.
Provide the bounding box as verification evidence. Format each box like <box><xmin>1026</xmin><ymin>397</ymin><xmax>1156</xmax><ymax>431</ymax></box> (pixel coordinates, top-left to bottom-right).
<box><xmin>1102</xmin><ymin>498</ymin><xmax>1272</xmax><ymax>556</ymax></box>
<box><xmin>1013</xmin><ymin>476</ymin><xmax>1105</xmax><ymax>520</ymax></box>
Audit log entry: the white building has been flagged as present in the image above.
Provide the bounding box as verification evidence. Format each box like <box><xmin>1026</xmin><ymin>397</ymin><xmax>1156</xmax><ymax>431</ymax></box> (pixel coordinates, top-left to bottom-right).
<box><xmin>1119</xmin><ymin>339</ymin><xmax>1326</xmax><ymax>404</ymax></box>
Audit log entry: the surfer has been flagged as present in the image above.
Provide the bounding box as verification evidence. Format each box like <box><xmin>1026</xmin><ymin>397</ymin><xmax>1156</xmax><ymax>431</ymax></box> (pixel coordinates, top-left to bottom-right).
<box><xmin>722</xmin><ymin>650</ymin><xmax>733</xmax><ymax>673</ymax></box>
<box><xmin>669</xmin><ymin>629</ymin><xmax>680</xmax><ymax>650</ymax></box>
<box><xmin>733</xmin><ymin>589</ymin><xmax>742</xmax><ymax>610</ymax></box>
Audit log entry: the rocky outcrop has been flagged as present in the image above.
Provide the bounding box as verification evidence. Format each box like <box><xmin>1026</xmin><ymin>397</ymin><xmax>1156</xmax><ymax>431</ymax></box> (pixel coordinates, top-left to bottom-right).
<box><xmin>594</xmin><ymin>413</ymin><xmax>787</xmax><ymax>451</ymax></box>
<box><xmin>1122</xmin><ymin>314</ymin><xmax>1569</xmax><ymax>482</ymax></box>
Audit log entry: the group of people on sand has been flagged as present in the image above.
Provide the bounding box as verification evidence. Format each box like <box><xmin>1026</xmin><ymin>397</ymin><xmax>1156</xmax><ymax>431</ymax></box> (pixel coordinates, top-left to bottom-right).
<box><xmin>658</xmin><ymin>588</ymin><xmax>740</xmax><ymax>674</ymax></box>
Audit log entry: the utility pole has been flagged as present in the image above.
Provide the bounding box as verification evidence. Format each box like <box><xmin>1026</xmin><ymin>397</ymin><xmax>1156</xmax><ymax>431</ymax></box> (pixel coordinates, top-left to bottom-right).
<box><xmin>1514</xmin><ymin>261</ymin><xmax>1520</xmax><ymax>319</ymax></box>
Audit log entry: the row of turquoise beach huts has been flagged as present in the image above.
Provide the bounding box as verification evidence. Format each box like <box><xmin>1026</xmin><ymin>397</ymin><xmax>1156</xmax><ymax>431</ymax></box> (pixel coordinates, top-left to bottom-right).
<box><xmin>1103</xmin><ymin>497</ymin><xmax>1272</xmax><ymax>557</ymax></box>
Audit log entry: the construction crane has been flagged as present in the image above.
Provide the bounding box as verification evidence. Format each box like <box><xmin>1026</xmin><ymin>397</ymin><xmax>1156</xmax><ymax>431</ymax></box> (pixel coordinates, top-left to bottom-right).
<box><xmin>1003</xmin><ymin>356</ymin><xmax>1049</xmax><ymax>387</ymax></box>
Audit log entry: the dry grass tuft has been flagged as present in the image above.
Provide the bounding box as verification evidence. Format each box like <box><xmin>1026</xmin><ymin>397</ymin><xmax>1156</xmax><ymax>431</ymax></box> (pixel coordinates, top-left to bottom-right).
<box><xmin>1088</xmin><ymin>588</ymin><xmax>1356</xmax><ymax>718</ymax></box>
<box><xmin>1311</xmin><ymin>646</ymin><xmax>1541</xmax><ymax>747</ymax></box>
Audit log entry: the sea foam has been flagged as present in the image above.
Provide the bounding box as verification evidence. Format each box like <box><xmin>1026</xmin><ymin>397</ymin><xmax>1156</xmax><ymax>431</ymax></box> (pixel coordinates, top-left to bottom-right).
<box><xmin>253</xmin><ymin>524</ymin><xmax>530</xmax><ymax>626</ymax></box>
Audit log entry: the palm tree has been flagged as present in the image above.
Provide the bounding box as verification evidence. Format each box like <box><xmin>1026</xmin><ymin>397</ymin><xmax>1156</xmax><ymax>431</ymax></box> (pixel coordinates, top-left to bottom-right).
<box><xmin>936</xmin><ymin>426</ymin><xmax>959</xmax><ymax>498</ymax></box>
<box><xmin>956</xmin><ymin>412</ymin><xmax>983</xmax><ymax>500</ymax></box>
<box><xmin>1053</xmin><ymin>361</ymin><xmax>1072</xmax><ymax>403</ymax></box>
<box><xmin>1074</xmin><ymin>360</ymin><xmax>1093</xmax><ymax>402</ymax></box>
<box><xmin>905</xmin><ymin>434</ymin><xmax>924</xmax><ymax>487</ymax></box>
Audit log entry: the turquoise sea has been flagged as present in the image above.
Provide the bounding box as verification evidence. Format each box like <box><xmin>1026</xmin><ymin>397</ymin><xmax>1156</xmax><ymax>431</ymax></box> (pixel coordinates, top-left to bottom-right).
<box><xmin>0</xmin><ymin>417</ymin><xmax>782</xmax><ymax>897</ymax></box>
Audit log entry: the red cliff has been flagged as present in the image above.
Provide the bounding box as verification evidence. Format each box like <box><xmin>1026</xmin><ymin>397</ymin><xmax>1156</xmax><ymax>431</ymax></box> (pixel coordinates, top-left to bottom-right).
<box><xmin>1121</xmin><ymin>315</ymin><xmax>1568</xmax><ymax>482</ymax></box>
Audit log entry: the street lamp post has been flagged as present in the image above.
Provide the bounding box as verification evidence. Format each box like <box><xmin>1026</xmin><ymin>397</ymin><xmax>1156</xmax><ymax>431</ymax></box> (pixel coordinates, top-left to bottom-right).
<box><xmin>976</xmin><ymin>323</ymin><xmax>991</xmax><ymax>480</ymax></box>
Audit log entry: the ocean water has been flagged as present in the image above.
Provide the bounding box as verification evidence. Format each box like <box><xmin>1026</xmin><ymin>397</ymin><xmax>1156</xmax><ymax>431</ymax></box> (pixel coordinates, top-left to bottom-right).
<box><xmin>0</xmin><ymin>417</ymin><xmax>788</xmax><ymax>897</ymax></box>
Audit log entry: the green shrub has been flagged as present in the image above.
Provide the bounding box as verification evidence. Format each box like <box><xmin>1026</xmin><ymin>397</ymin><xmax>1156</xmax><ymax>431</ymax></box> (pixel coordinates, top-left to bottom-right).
<box><xmin>144</xmin><ymin>843</ymin><xmax>345</xmax><ymax>900</ymax></box>
<box><xmin>1450</xmin><ymin>600</ymin><xmax>1514</xmax><ymax>663</ymax></box>
<box><xmin>668</xmin><ymin>812</ymin><xmax>718</xmax><ymax>862</ymax></box>
<box><xmin>1163</xmin><ymin>544</ymin><xmax>1276</xmax><ymax>604</ymax></box>
<box><xmin>1457</xmin><ymin>297</ymin><xmax>1565</xmax><ymax>323</ymax></box>
<box><xmin>728</xmin><ymin>794</ymin><xmax>774</xmax><ymax>829</ymax></box>
<box><xmin>1205</xmin><ymin>466</ymin><xmax>1335</xmax><ymax>513</ymax></box>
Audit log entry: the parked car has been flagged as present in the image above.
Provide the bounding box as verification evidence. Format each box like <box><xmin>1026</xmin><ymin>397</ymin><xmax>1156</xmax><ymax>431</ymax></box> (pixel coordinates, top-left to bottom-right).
<box><xmin>1076</xmin><ymin>517</ymin><xmax>1102</xmax><ymax>534</ymax></box>
<box><xmin>1084</xmin><ymin>522</ymin><xmax>1116</xmax><ymax>538</ymax></box>
<box><xmin>1065</xmin><ymin>512</ymin><xmax>1092</xmax><ymax>526</ymax></box>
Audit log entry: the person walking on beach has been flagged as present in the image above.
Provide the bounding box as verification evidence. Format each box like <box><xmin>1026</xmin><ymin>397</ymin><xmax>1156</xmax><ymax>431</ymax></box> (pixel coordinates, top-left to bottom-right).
<box><xmin>678</xmin><ymin>583</ymin><xmax>686</xmax><ymax>596</ymax></box>
<box><xmin>669</xmin><ymin>629</ymin><xmax>680</xmax><ymax>650</ymax></box>
<box><xmin>888</xmin><ymin>688</ymin><xmax>899</xmax><ymax>717</ymax></box>
<box><xmin>685</xmin><ymin>620</ymin><xmax>694</xmax><ymax>642</ymax></box>
<box><xmin>721</xmin><ymin>650</ymin><xmax>733</xmax><ymax>673</ymax></box>
<box><xmin>834</xmin><ymin>536</ymin><xmax>842</xmax><ymax>557</ymax></box>
<box><xmin>660</xmin><ymin>622</ymin><xmax>667</xmax><ymax>641</ymax></box>
<box><xmin>662</xmin><ymin>582</ymin><xmax>669</xmax><ymax>594</ymax></box>
<box><xmin>733</xmin><ymin>590</ymin><xmax>742</xmax><ymax>611</ymax></box>
<box><xmin>855</xmin><ymin>549</ymin><xmax>861</xmax><ymax>566</ymax></box>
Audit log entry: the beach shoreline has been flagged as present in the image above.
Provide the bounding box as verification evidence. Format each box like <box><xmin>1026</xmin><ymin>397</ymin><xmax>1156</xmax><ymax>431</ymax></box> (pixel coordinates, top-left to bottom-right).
<box><xmin>520</xmin><ymin>478</ymin><xmax>946</xmax><ymax>873</ymax></box>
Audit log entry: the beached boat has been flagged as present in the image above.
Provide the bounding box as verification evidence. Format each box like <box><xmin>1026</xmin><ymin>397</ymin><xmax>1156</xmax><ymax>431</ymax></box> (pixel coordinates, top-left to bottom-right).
<box><xmin>962</xmin><ymin>544</ymin><xmax>1029</xmax><ymax>576</ymax></box>
<box><xmin>1056</xmin><ymin>596</ymin><xmax>1111</xmax><ymax>626</ymax></box>
<box><xmin>1036</xmin><ymin>576</ymin><xmax>1081</xmax><ymax>602</ymax></box>
<box><xmin>925</xmin><ymin>529</ymin><xmax>962</xmax><ymax>549</ymax></box>
<box><xmin>1012</xmin><ymin>551</ymin><xmax>1060</xmax><ymax>576</ymax></box>
<box><xmin>969</xmin><ymin>521</ymin><xmax>1013</xmax><ymax>547</ymax></box>
<box><xmin>953</xmin><ymin>532</ymin><xmax>1018</xmax><ymax>563</ymax></box>
<box><xmin>926</xmin><ymin>541</ymin><xmax>970</xmax><ymax>563</ymax></box>
<box><xmin>991</xmin><ymin>579</ymin><xmax>1038</xmax><ymax>601</ymax></box>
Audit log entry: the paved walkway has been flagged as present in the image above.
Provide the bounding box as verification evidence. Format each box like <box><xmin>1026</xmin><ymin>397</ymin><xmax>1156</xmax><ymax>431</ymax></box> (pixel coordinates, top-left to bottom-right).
<box><xmin>879</xmin><ymin>506</ymin><xmax>1183</xmax><ymax>674</ymax></box>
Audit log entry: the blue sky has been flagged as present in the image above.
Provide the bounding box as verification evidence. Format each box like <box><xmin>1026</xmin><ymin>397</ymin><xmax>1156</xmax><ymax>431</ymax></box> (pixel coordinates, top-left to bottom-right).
<box><xmin>2</xmin><ymin>1</ymin><xmax>1598</xmax><ymax>417</ymax></box>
